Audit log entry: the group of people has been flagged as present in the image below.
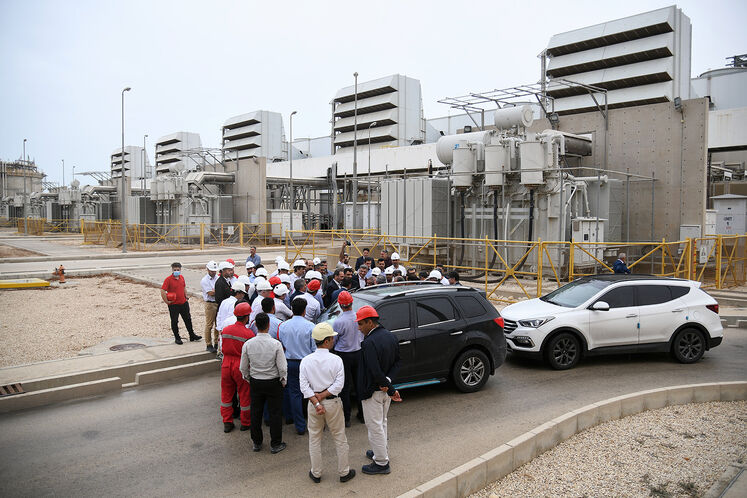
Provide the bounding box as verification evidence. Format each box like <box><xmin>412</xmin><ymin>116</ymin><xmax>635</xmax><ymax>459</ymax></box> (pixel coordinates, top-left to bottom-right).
<box><xmin>162</xmin><ymin>247</ymin><xmax>405</xmax><ymax>482</ymax></box>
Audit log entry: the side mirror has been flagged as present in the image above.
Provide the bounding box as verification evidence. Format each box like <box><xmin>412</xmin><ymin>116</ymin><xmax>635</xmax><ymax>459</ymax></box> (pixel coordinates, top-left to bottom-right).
<box><xmin>591</xmin><ymin>301</ymin><xmax>610</xmax><ymax>311</ymax></box>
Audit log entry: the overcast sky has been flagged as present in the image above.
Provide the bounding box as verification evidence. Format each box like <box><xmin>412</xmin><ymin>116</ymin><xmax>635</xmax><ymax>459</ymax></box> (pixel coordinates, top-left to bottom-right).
<box><xmin>1</xmin><ymin>0</ymin><xmax>745</xmax><ymax>186</ymax></box>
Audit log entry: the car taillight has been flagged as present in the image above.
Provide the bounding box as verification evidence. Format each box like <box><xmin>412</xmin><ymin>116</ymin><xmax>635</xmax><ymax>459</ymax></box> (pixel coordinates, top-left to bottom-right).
<box><xmin>494</xmin><ymin>317</ymin><xmax>504</xmax><ymax>329</ymax></box>
<box><xmin>706</xmin><ymin>304</ymin><xmax>719</xmax><ymax>314</ymax></box>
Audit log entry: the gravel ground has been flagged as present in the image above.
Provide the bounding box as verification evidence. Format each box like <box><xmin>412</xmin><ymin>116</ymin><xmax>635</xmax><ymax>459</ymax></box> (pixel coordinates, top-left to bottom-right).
<box><xmin>0</xmin><ymin>276</ymin><xmax>205</xmax><ymax>367</ymax></box>
<box><xmin>0</xmin><ymin>242</ymin><xmax>42</xmax><ymax>258</ymax></box>
<box><xmin>473</xmin><ymin>401</ymin><xmax>747</xmax><ymax>498</ymax></box>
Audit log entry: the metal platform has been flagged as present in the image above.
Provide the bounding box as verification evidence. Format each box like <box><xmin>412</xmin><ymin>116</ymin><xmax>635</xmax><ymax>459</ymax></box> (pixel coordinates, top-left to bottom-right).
<box><xmin>0</xmin><ymin>278</ymin><xmax>51</xmax><ymax>289</ymax></box>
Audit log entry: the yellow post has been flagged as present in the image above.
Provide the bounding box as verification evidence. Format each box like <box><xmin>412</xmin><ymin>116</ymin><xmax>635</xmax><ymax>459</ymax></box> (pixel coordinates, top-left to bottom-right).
<box><xmin>312</xmin><ymin>231</ymin><xmax>316</xmax><ymax>259</ymax></box>
<box><xmin>537</xmin><ymin>239</ymin><xmax>543</xmax><ymax>297</ymax></box>
<box><xmin>484</xmin><ymin>236</ymin><xmax>489</xmax><ymax>296</ymax></box>
<box><xmin>716</xmin><ymin>235</ymin><xmax>723</xmax><ymax>289</ymax></box>
<box><xmin>239</xmin><ymin>223</ymin><xmax>244</xmax><ymax>247</ymax></box>
<box><xmin>433</xmin><ymin>234</ymin><xmax>437</xmax><ymax>268</ymax></box>
<box><xmin>200</xmin><ymin>223</ymin><xmax>204</xmax><ymax>250</ymax></box>
<box><xmin>661</xmin><ymin>238</ymin><xmax>666</xmax><ymax>276</ymax></box>
<box><xmin>569</xmin><ymin>239</ymin><xmax>575</xmax><ymax>281</ymax></box>
<box><xmin>686</xmin><ymin>238</ymin><xmax>692</xmax><ymax>281</ymax></box>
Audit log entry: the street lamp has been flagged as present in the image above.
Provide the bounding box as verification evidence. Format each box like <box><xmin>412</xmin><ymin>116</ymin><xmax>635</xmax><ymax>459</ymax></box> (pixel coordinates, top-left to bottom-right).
<box><xmin>352</xmin><ymin>71</ymin><xmax>358</xmax><ymax>229</ymax></box>
<box><xmin>367</xmin><ymin>121</ymin><xmax>377</xmax><ymax>230</ymax></box>
<box><xmin>289</xmin><ymin>110</ymin><xmax>297</xmax><ymax>233</ymax></box>
<box><xmin>121</xmin><ymin>86</ymin><xmax>131</xmax><ymax>253</ymax></box>
<box><xmin>22</xmin><ymin>139</ymin><xmax>27</xmax><ymax>233</ymax></box>
<box><xmin>142</xmin><ymin>134</ymin><xmax>148</xmax><ymax>193</ymax></box>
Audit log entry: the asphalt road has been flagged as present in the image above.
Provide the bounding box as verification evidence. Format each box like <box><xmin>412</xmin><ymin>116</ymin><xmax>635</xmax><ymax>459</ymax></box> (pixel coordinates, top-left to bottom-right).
<box><xmin>1</xmin><ymin>330</ymin><xmax>745</xmax><ymax>497</ymax></box>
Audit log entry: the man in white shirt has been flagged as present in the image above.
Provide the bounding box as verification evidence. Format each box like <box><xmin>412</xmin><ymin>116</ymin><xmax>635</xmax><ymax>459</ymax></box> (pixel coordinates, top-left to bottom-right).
<box><xmin>201</xmin><ymin>261</ymin><xmax>220</xmax><ymax>353</ymax></box>
<box><xmin>289</xmin><ymin>260</ymin><xmax>306</xmax><ymax>287</ymax></box>
<box><xmin>251</xmin><ymin>279</ymin><xmax>274</xmax><ymax>323</ymax></box>
<box><xmin>300</xmin><ymin>322</ymin><xmax>355</xmax><ymax>484</ymax></box>
<box><xmin>216</xmin><ymin>281</ymin><xmax>248</xmax><ymax>349</ymax></box>
<box><xmin>385</xmin><ymin>253</ymin><xmax>403</xmax><ymax>275</ymax></box>
<box><xmin>272</xmin><ymin>284</ymin><xmax>292</xmax><ymax>320</ymax></box>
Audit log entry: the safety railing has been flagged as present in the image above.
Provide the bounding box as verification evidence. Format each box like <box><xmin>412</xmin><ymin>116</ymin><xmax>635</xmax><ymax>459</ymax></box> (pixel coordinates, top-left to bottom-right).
<box><xmin>13</xmin><ymin>217</ymin><xmax>82</xmax><ymax>234</ymax></box>
<box><xmin>284</xmin><ymin>230</ymin><xmax>747</xmax><ymax>303</ymax></box>
<box><xmin>80</xmin><ymin>220</ymin><xmax>281</xmax><ymax>251</ymax></box>
<box><xmin>0</xmin><ymin>217</ymin><xmax>20</xmax><ymax>228</ymax></box>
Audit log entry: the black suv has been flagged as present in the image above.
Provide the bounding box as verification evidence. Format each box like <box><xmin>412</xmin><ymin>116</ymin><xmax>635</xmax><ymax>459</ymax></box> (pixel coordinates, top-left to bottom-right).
<box><xmin>322</xmin><ymin>282</ymin><xmax>506</xmax><ymax>393</ymax></box>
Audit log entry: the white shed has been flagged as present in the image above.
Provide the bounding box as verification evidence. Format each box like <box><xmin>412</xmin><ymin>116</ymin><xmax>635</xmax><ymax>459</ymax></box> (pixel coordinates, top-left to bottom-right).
<box><xmin>712</xmin><ymin>194</ymin><xmax>747</xmax><ymax>235</ymax></box>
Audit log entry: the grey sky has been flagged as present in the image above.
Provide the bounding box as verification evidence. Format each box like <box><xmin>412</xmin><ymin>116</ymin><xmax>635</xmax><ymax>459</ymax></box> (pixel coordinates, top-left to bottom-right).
<box><xmin>1</xmin><ymin>0</ymin><xmax>745</xmax><ymax>186</ymax></box>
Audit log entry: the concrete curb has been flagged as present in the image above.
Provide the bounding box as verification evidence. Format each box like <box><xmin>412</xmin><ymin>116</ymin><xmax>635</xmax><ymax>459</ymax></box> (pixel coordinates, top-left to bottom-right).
<box><xmin>0</xmin><ymin>247</ymin><xmax>239</xmax><ymax>264</ymax></box>
<box><xmin>0</xmin><ymin>377</ymin><xmax>122</xmax><ymax>413</ymax></box>
<box><xmin>704</xmin><ymin>463</ymin><xmax>746</xmax><ymax>498</ymax></box>
<box><xmin>399</xmin><ymin>381</ymin><xmax>747</xmax><ymax>498</ymax></box>
<box><xmin>135</xmin><ymin>359</ymin><xmax>220</xmax><ymax>385</ymax></box>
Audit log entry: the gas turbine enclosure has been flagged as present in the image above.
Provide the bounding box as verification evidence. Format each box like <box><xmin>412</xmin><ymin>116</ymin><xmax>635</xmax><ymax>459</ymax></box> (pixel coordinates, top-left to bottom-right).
<box><xmin>380</xmin><ymin>177</ymin><xmax>449</xmax><ymax>242</ymax></box>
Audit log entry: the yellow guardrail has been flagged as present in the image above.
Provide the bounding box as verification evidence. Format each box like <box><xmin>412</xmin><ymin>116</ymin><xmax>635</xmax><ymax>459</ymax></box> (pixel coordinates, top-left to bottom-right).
<box><xmin>13</xmin><ymin>217</ymin><xmax>81</xmax><ymax>234</ymax></box>
<box><xmin>80</xmin><ymin>220</ymin><xmax>281</xmax><ymax>251</ymax></box>
<box><xmin>284</xmin><ymin>230</ymin><xmax>747</xmax><ymax>302</ymax></box>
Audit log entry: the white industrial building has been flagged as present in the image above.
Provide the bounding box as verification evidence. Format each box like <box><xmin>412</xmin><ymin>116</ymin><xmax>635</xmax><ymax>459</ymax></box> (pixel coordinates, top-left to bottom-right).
<box><xmin>544</xmin><ymin>5</ymin><xmax>692</xmax><ymax>114</ymax></box>
<box><xmin>222</xmin><ymin>110</ymin><xmax>286</xmax><ymax>162</ymax></box>
<box><xmin>332</xmin><ymin>74</ymin><xmax>426</xmax><ymax>152</ymax></box>
<box><xmin>110</xmin><ymin>146</ymin><xmax>151</xmax><ymax>185</ymax></box>
<box><xmin>154</xmin><ymin>132</ymin><xmax>202</xmax><ymax>175</ymax></box>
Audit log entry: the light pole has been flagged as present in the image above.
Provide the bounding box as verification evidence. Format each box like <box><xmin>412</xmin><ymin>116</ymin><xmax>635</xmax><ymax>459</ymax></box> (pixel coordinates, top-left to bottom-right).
<box><xmin>142</xmin><ymin>134</ymin><xmax>148</xmax><ymax>193</ymax></box>
<box><xmin>289</xmin><ymin>110</ymin><xmax>297</xmax><ymax>233</ymax></box>
<box><xmin>352</xmin><ymin>72</ymin><xmax>358</xmax><ymax>229</ymax></box>
<box><xmin>121</xmin><ymin>86</ymin><xmax>131</xmax><ymax>253</ymax></box>
<box><xmin>22</xmin><ymin>139</ymin><xmax>27</xmax><ymax>232</ymax></box>
<box><xmin>368</xmin><ymin>121</ymin><xmax>376</xmax><ymax>229</ymax></box>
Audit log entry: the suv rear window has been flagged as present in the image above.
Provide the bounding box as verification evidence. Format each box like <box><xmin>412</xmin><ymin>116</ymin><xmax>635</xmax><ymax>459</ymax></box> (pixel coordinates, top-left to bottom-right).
<box><xmin>455</xmin><ymin>295</ymin><xmax>488</xmax><ymax>318</ymax></box>
<box><xmin>378</xmin><ymin>302</ymin><xmax>411</xmax><ymax>331</ymax></box>
<box><xmin>669</xmin><ymin>286</ymin><xmax>690</xmax><ymax>299</ymax></box>
<box><xmin>416</xmin><ymin>298</ymin><xmax>457</xmax><ymax>326</ymax></box>
<box><xmin>637</xmin><ymin>285</ymin><xmax>672</xmax><ymax>305</ymax></box>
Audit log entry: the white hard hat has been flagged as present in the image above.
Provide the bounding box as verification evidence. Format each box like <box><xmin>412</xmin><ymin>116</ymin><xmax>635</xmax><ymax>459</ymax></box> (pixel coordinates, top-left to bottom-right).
<box><xmin>273</xmin><ymin>283</ymin><xmax>289</xmax><ymax>296</ymax></box>
<box><xmin>293</xmin><ymin>259</ymin><xmax>306</xmax><ymax>268</ymax></box>
<box><xmin>206</xmin><ymin>261</ymin><xmax>218</xmax><ymax>271</ymax></box>
<box><xmin>245</xmin><ymin>260</ymin><xmax>255</xmax><ymax>269</ymax></box>
<box><xmin>372</xmin><ymin>267</ymin><xmax>382</xmax><ymax>276</ymax></box>
<box><xmin>231</xmin><ymin>280</ymin><xmax>246</xmax><ymax>293</ymax></box>
<box><xmin>254</xmin><ymin>276</ymin><xmax>266</xmax><ymax>286</ymax></box>
<box><xmin>218</xmin><ymin>261</ymin><xmax>234</xmax><ymax>270</ymax></box>
<box><xmin>277</xmin><ymin>261</ymin><xmax>290</xmax><ymax>271</ymax></box>
<box><xmin>279</xmin><ymin>274</ymin><xmax>291</xmax><ymax>284</ymax></box>
<box><xmin>275</xmin><ymin>256</ymin><xmax>284</xmax><ymax>263</ymax></box>
<box><xmin>257</xmin><ymin>279</ymin><xmax>273</xmax><ymax>291</ymax></box>
<box><xmin>305</xmin><ymin>270</ymin><xmax>322</xmax><ymax>281</ymax></box>
<box><xmin>255</xmin><ymin>268</ymin><xmax>268</xmax><ymax>277</ymax></box>
<box><xmin>428</xmin><ymin>270</ymin><xmax>442</xmax><ymax>280</ymax></box>
<box><xmin>312</xmin><ymin>257</ymin><xmax>321</xmax><ymax>265</ymax></box>
<box><xmin>384</xmin><ymin>267</ymin><xmax>394</xmax><ymax>275</ymax></box>
<box><xmin>238</xmin><ymin>275</ymin><xmax>252</xmax><ymax>286</ymax></box>
<box><xmin>391</xmin><ymin>252</ymin><xmax>401</xmax><ymax>260</ymax></box>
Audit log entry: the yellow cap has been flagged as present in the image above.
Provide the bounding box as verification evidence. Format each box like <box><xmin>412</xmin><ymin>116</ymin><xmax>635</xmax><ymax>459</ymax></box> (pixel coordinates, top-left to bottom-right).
<box><xmin>311</xmin><ymin>322</ymin><xmax>338</xmax><ymax>342</ymax></box>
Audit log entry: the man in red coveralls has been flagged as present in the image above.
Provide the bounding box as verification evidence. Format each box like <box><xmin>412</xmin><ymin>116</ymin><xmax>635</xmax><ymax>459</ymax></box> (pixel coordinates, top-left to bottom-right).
<box><xmin>160</xmin><ymin>262</ymin><xmax>201</xmax><ymax>345</ymax></box>
<box><xmin>220</xmin><ymin>301</ymin><xmax>255</xmax><ymax>433</ymax></box>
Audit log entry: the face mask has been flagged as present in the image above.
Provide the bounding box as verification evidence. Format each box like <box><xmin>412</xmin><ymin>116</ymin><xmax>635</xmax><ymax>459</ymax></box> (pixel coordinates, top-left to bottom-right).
<box><xmin>173</xmin><ymin>271</ymin><xmax>181</xmax><ymax>277</ymax></box>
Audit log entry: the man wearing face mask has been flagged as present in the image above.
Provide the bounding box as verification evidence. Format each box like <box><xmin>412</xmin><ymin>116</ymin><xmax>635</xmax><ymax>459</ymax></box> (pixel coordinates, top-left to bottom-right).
<box><xmin>161</xmin><ymin>262</ymin><xmax>202</xmax><ymax>345</ymax></box>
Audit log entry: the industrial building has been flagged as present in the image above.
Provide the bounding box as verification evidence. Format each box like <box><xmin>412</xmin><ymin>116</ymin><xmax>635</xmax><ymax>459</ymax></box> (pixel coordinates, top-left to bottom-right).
<box><xmin>3</xmin><ymin>5</ymin><xmax>745</xmax><ymax>267</ymax></box>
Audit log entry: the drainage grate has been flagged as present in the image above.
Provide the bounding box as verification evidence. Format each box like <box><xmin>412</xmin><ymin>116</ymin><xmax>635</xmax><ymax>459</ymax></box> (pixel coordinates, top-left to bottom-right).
<box><xmin>109</xmin><ymin>343</ymin><xmax>147</xmax><ymax>352</ymax></box>
<box><xmin>0</xmin><ymin>383</ymin><xmax>24</xmax><ymax>396</ymax></box>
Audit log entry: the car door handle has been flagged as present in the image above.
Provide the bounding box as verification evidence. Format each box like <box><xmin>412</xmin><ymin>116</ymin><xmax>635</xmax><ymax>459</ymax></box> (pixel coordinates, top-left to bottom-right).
<box><xmin>625</xmin><ymin>314</ymin><xmax>637</xmax><ymax>318</ymax></box>
<box><xmin>399</xmin><ymin>340</ymin><xmax>411</xmax><ymax>345</ymax></box>
<box><xmin>450</xmin><ymin>330</ymin><xmax>463</xmax><ymax>336</ymax></box>
<box><xmin>671</xmin><ymin>309</ymin><xmax>684</xmax><ymax>313</ymax></box>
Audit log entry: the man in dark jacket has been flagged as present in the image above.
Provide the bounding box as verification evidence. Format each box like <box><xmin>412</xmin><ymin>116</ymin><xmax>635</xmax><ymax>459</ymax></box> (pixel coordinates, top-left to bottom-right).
<box><xmin>613</xmin><ymin>253</ymin><xmax>631</xmax><ymax>274</ymax></box>
<box><xmin>356</xmin><ymin>306</ymin><xmax>401</xmax><ymax>475</ymax></box>
<box><xmin>215</xmin><ymin>261</ymin><xmax>234</xmax><ymax>307</ymax></box>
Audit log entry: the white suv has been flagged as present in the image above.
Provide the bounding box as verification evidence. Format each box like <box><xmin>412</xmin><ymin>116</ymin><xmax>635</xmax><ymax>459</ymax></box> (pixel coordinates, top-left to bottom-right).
<box><xmin>501</xmin><ymin>275</ymin><xmax>723</xmax><ymax>369</ymax></box>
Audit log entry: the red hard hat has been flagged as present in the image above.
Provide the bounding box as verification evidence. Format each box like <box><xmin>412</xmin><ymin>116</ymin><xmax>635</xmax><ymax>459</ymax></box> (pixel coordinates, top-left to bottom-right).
<box><xmin>226</xmin><ymin>258</ymin><xmax>235</xmax><ymax>265</ymax></box>
<box><xmin>337</xmin><ymin>291</ymin><xmax>353</xmax><ymax>306</ymax></box>
<box><xmin>307</xmin><ymin>280</ymin><xmax>321</xmax><ymax>292</ymax></box>
<box><xmin>269</xmin><ymin>276</ymin><xmax>281</xmax><ymax>286</ymax></box>
<box><xmin>356</xmin><ymin>305</ymin><xmax>379</xmax><ymax>322</ymax></box>
<box><xmin>234</xmin><ymin>302</ymin><xmax>251</xmax><ymax>317</ymax></box>
<box><xmin>167</xmin><ymin>292</ymin><xmax>176</xmax><ymax>301</ymax></box>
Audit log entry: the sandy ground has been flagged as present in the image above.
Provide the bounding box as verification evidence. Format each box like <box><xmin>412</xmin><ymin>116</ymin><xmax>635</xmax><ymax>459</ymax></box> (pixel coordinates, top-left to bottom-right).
<box><xmin>0</xmin><ymin>276</ymin><xmax>205</xmax><ymax>368</ymax></box>
<box><xmin>0</xmin><ymin>243</ymin><xmax>42</xmax><ymax>258</ymax></box>
<box><xmin>474</xmin><ymin>401</ymin><xmax>747</xmax><ymax>498</ymax></box>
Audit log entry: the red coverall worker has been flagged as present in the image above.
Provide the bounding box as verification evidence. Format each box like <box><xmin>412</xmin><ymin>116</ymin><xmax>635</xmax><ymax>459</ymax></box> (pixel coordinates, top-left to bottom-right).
<box><xmin>220</xmin><ymin>302</ymin><xmax>255</xmax><ymax>430</ymax></box>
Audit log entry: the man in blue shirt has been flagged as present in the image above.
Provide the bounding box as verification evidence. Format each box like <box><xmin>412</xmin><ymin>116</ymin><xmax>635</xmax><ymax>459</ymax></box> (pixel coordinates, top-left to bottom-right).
<box><xmin>250</xmin><ymin>298</ymin><xmax>282</xmax><ymax>340</ymax></box>
<box><xmin>613</xmin><ymin>252</ymin><xmax>631</xmax><ymax>274</ymax></box>
<box><xmin>332</xmin><ymin>291</ymin><xmax>364</xmax><ymax>427</ymax></box>
<box><xmin>278</xmin><ymin>297</ymin><xmax>316</xmax><ymax>435</ymax></box>
<box><xmin>245</xmin><ymin>246</ymin><xmax>261</xmax><ymax>267</ymax></box>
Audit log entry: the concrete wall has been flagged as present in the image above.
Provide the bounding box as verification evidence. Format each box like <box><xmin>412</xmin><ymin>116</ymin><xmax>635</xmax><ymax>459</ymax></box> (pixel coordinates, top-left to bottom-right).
<box><xmin>226</xmin><ymin>156</ymin><xmax>267</xmax><ymax>224</ymax></box>
<box><xmin>528</xmin><ymin>97</ymin><xmax>709</xmax><ymax>242</ymax></box>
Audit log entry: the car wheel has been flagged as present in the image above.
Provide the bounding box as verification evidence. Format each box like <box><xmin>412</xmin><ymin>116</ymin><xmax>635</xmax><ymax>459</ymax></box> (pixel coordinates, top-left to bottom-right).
<box><xmin>671</xmin><ymin>328</ymin><xmax>705</xmax><ymax>364</ymax></box>
<box><xmin>452</xmin><ymin>349</ymin><xmax>490</xmax><ymax>393</ymax></box>
<box><xmin>545</xmin><ymin>332</ymin><xmax>581</xmax><ymax>370</ymax></box>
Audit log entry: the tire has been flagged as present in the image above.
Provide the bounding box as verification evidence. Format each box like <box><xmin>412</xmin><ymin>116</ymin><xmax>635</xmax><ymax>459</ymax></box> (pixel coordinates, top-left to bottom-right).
<box><xmin>545</xmin><ymin>332</ymin><xmax>581</xmax><ymax>370</ymax></box>
<box><xmin>452</xmin><ymin>349</ymin><xmax>490</xmax><ymax>393</ymax></box>
<box><xmin>671</xmin><ymin>328</ymin><xmax>705</xmax><ymax>364</ymax></box>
